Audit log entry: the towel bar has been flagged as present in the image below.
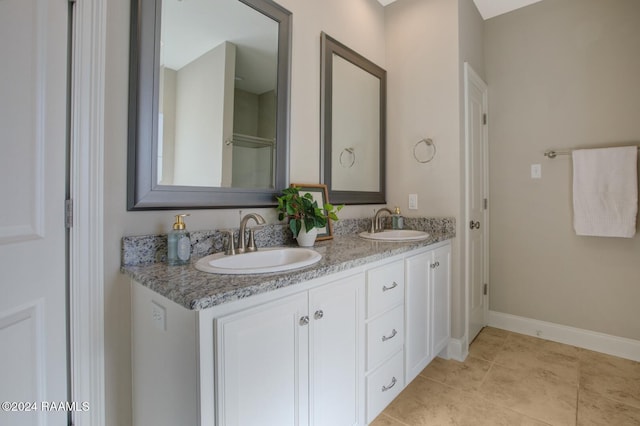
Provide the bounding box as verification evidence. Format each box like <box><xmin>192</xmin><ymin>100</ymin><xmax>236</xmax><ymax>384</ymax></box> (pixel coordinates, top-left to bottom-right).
<box><xmin>544</xmin><ymin>146</ymin><xmax>640</xmax><ymax>159</ymax></box>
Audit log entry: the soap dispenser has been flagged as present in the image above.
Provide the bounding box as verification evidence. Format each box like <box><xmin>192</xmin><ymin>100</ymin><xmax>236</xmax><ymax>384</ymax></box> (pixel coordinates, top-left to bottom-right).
<box><xmin>167</xmin><ymin>214</ymin><xmax>191</xmax><ymax>266</ymax></box>
<box><xmin>392</xmin><ymin>207</ymin><xmax>404</xmax><ymax>230</ymax></box>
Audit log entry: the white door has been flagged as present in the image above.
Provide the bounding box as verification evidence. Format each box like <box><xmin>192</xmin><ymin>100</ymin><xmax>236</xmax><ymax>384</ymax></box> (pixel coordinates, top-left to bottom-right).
<box><xmin>464</xmin><ymin>63</ymin><xmax>489</xmax><ymax>343</ymax></box>
<box><xmin>404</xmin><ymin>251</ymin><xmax>431</xmax><ymax>383</ymax></box>
<box><xmin>431</xmin><ymin>244</ymin><xmax>451</xmax><ymax>357</ymax></box>
<box><xmin>0</xmin><ymin>0</ymin><xmax>69</xmax><ymax>426</ymax></box>
<box><xmin>217</xmin><ymin>293</ymin><xmax>309</xmax><ymax>426</ymax></box>
<box><xmin>309</xmin><ymin>275</ymin><xmax>363</xmax><ymax>426</ymax></box>
<box><xmin>0</xmin><ymin>0</ymin><xmax>69</xmax><ymax>425</ymax></box>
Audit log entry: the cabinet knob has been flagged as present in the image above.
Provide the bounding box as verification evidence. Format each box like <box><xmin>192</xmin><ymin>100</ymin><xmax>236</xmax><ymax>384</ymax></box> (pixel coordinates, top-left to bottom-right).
<box><xmin>381</xmin><ymin>329</ymin><xmax>398</xmax><ymax>342</ymax></box>
<box><xmin>314</xmin><ymin>310</ymin><xmax>324</xmax><ymax>320</ymax></box>
<box><xmin>470</xmin><ymin>220</ymin><xmax>480</xmax><ymax>230</ymax></box>
<box><xmin>299</xmin><ymin>316</ymin><xmax>309</xmax><ymax>326</ymax></box>
<box><xmin>381</xmin><ymin>376</ymin><xmax>397</xmax><ymax>392</ymax></box>
<box><xmin>382</xmin><ymin>281</ymin><xmax>398</xmax><ymax>292</ymax></box>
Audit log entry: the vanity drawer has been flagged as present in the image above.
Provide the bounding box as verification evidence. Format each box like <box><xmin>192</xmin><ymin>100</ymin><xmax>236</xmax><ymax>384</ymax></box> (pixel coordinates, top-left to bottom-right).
<box><xmin>366</xmin><ymin>260</ymin><xmax>404</xmax><ymax>318</ymax></box>
<box><xmin>366</xmin><ymin>350</ymin><xmax>404</xmax><ymax>423</ymax></box>
<box><xmin>367</xmin><ymin>305</ymin><xmax>404</xmax><ymax>370</ymax></box>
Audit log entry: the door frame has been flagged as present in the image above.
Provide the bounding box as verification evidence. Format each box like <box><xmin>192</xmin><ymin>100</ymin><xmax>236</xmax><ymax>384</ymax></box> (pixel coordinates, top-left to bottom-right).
<box><xmin>69</xmin><ymin>0</ymin><xmax>106</xmax><ymax>424</ymax></box>
<box><xmin>463</xmin><ymin>62</ymin><xmax>489</xmax><ymax>354</ymax></box>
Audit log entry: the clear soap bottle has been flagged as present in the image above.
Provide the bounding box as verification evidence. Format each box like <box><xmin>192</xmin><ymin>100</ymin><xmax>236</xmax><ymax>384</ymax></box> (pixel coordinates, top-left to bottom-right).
<box><xmin>392</xmin><ymin>207</ymin><xmax>404</xmax><ymax>230</ymax></box>
<box><xmin>167</xmin><ymin>214</ymin><xmax>191</xmax><ymax>266</ymax></box>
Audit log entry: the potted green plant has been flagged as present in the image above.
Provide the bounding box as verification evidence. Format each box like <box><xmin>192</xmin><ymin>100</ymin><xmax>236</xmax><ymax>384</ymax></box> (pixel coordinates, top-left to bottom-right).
<box><xmin>276</xmin><ymin>186</ymin><xmax>343</xmax><ymax>246</ymax></box>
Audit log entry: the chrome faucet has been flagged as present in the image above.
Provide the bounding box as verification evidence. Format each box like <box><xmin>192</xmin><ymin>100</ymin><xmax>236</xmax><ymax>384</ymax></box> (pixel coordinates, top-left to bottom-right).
<box><xmin>237</xmin><ymin>213</ymin><xmax>266</xmax><ymax>254</ymax></box>
<box><xmin>372</xmin><ymin>207</ymin><xmax>393</xmax><ymax>233</ymax></box>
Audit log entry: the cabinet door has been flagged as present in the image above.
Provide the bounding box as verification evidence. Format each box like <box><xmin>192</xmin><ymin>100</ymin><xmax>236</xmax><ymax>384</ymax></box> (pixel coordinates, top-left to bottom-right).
<box><xmin>309</xmin><ymin>274</ymin><xmax>364</xmax><ymax>426</ymax></box>
<box><xmin>404</xmin><ymin>251</ymin><xmax>432</xmax><ymax>383</ymax></box>
<box><xmin>216</xmin><ymin>293</ymin><xmax>309</xmax><ymax>426</ymax></box>
<box><xmin>431</xmin><ymin>244</ymin><xmax>451</xmax><ymax>357</ymax></box>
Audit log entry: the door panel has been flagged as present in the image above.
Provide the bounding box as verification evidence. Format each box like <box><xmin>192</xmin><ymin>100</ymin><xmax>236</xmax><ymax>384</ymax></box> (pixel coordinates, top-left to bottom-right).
<box><xmin>0</xmin><ymin>0</ymin><xmax>68</xmax><ymax>424</ymax></box>
<box><xmin>309</xmin><ymin>274</ymin><xmax>363</xmax><ymax>426</ymax></box>
<box><xmin>405</xmin><ymin>252</ymin><xmax>431</xmax><ymax>383</ymax></box>
<box><xmin>465</xmin><ymin>63</ymin><xmax>488</xmax><ymax>343</ymax></box>
<box><xmin>217</xmin><ymin>293</ymin><xmax>309</xmax><ymax>426</ymax></box>
<box><xmin>432</xmin><ymin>246</ymin><xmax>451</xmax><ymax>356</ymax></box>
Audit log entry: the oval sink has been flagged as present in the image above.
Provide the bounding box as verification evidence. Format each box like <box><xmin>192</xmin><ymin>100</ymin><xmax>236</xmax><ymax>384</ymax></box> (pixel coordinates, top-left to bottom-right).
<box><xmin>359</xmin><ymin>229</ymin><xmax>430</xmax><ymax>242</ymax></box>
<box><xmin>195</xmin><ymin>247</ymin><xmax>322</xmax><ymax>274</ymax></box>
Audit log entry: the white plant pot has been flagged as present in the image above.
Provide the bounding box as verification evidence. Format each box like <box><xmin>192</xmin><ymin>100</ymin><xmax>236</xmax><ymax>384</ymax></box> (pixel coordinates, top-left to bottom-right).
<box><xmin>296</xmin><ymin>222</ymin><xmax>318</xmax><ymax>247</ymax></box>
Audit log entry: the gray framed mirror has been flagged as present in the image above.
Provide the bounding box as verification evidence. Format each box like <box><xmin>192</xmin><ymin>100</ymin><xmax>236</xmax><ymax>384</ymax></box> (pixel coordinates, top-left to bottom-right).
<box><xmin>320</xmin><ymin>32</ymin><xmax>386</xmax><ymax>205</ymax></box>
<box><xmin>128</xmin><ymin>0</ymin><xmax>291</xmax><ymax>210</ymax></box>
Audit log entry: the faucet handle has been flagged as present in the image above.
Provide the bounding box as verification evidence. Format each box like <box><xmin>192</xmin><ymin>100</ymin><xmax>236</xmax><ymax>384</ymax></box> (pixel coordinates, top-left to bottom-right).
<box><xmin>222</xmin><ymin>230</ymin><xmax>237</xmax><ymax>255</ymax></box>
<box><xmin>246</xmin><ymin>229</ymin><xmax>258</xmax><ymax>252</ymax></box>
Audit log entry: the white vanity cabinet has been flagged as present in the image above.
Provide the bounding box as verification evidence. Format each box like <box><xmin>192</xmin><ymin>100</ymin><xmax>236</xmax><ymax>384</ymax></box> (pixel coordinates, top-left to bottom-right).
<box><xmin>132</xmin><ymin>270</ymin><xmax>365</xmax><ymax>426</ymax></box>
<box><xmin>405</xmin><ymin>243</ymin><xmax>451</xmax><ymax>383</ymax></box>
<box><xmin>130</xmin><ymin>239</ymin><xmax>452</xmax><ymax>426</ymax></box>
<box><xmin>216</xmin><ymin>273</ymin><xmax>364</xmax><ymax>426</ymax></box>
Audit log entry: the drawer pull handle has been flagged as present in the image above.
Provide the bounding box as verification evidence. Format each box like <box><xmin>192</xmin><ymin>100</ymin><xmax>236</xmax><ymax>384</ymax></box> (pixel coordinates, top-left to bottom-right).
<box><xmin>381</xmin><ymin>329</ymin><xmax>398</xmax><ymax>342</ymax></box>
<box><xmin>382</xmin><ymin>282</ymin><xmax>398</xmax><ymax>292</ymax></box>
<box><xmin>382</xmin><ymin>376</ymin><xmax>397</xmax><ymax>392</ymax></box>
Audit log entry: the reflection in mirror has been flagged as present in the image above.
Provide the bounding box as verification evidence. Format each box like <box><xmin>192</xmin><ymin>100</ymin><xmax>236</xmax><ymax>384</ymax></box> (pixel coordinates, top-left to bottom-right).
<box><xmin>320</xmin><ymin>33</ymin><xmax>386</xmax><ymax>205</ymax></box>
<box><xmin>331</xmin><ymin>54</ymin><xmax>380</xmax><ymax>192</ymax></box>
<box><xmin>158</xmin><ymin>0</ymin><xmax>277</xmax><ymax>188</ymax></box>
<box><xmin>127</xmin><ymin>0</ymin><xmax>291</xmax><ymax>209</ymax></box>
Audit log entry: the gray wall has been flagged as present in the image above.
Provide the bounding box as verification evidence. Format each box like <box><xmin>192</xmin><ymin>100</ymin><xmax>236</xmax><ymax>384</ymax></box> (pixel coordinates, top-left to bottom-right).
<box><xmin>485</xmin><ymin>0</ymin><xmax>640</xmax><ymax>340</ymax></box>
<box><xmin>385</xmin><ymin>0</ymin><xmax>484</xmax><ymax>341</ymax></box>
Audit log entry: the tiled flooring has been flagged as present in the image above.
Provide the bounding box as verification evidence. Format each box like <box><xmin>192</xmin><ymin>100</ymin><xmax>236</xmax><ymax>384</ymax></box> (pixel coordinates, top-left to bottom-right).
<box><xmin>372</xmin><ymin>327</ymin><xmax>640</xmax><ymax>426</ymax></box>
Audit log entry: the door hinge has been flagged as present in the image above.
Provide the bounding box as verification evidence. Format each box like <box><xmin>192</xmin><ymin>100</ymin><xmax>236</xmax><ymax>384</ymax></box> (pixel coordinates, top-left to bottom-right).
<box><xmin>65</xmin><ymin>199</ymin><xmax>73</xmax><ymax>229</ymax></box>
<box><xmin>483</xmin><ymin>283</ymin><xmax>488</xmax><ymax>295</ymax></box>
<box><xmin>483</xmin><ymin>198</ymin><xmax>488</xmax><ymax>210</ymax></box>
<box><xmin>483</xmin><ymin>113</ymin><xmax>487</xmax><ymax>125</ymax></box>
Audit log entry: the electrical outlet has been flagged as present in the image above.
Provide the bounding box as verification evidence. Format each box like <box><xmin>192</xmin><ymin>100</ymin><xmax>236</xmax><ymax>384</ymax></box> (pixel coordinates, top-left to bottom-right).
<box><xmin>408</xmin><ymin>193</ymin><xmax>418</xmax><ymax>210</ymax></box>
<box><xmin>151</xmin><ymin>301</ymin><xmax>166</xmax><ymax>331</ymax></box>
<box><xmin>531</xmin><ymin>164</ymin><xmax>542</xmax><ymax>179</ymax></box>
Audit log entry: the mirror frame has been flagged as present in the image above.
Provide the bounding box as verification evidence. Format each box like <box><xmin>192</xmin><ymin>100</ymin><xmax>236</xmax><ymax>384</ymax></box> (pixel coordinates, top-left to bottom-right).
<box><xmin>320</xmin><ymin>32</ymin><xmax>386</xmax><ymax>205</ymax></box>
<box><xmin>127</xmin><ymin>0</ymin><xmax>292</xmax><ymax>210</ymax></box>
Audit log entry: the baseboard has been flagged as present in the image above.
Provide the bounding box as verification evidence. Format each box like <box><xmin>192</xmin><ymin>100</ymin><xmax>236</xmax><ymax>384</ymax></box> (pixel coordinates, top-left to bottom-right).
<box><xmin>488</xmin><ymin>311</ymin><xmax>640</xmax><ymax>362</ymax></box>
<box><xmin>446</xmin><ymin>336</ymin><xmax>468</xmax><ymax>362</ymax></box>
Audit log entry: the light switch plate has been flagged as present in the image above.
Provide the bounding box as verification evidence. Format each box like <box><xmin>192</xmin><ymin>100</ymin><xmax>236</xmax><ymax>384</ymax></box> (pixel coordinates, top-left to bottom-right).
<box><xmin>531</xmin><ymin>164</ymin><xmax>542</xmax><ymax>179</ymax></box>
<box><xmin>408</xmin><ymin>193</ymin><xmax>418</xmax><ymax>210</ymax></box>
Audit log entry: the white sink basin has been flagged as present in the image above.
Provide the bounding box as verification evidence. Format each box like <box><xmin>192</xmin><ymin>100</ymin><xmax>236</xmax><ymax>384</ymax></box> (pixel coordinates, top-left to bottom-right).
<box><xmin>359</xmin><ymin>229</ymin><xmax>430</xmax><ymax>242</ymax></box>
<box><xmin>195</xmin><ymin>247</ymin><xmax>322</xmax><ymax>274</ymax></box>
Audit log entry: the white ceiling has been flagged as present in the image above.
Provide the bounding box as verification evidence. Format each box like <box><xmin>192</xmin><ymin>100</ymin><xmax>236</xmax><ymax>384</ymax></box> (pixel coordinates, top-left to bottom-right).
<box><xmin>378</xmin><ymin>0</ymin><xmax>544</xmax><ymax>20</ymax></box>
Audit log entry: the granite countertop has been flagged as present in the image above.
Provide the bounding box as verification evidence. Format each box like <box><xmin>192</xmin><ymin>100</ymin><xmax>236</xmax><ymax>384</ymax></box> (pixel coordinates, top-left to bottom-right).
<box><xmin>122</xmin><ymin>230</ymin><xmax>454</xmax><ymax>311</ymax></box>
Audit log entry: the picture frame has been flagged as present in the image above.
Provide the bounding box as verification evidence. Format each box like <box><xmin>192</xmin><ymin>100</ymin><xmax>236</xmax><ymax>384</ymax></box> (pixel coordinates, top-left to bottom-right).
<box><xmin>290</xmin><ymin>183</ymin><xmax>334</xmax><ymax>240</ymax></box>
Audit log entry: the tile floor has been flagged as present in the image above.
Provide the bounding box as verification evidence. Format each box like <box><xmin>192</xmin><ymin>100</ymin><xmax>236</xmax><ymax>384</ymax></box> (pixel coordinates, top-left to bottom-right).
<box><xmin>372</xmin><ymin>327</ymin><xmax>640</xmax><ymax>426</ymax></box>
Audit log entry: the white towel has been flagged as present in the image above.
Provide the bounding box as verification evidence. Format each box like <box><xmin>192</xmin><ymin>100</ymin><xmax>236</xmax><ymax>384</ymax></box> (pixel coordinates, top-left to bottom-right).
<box><xmin>572</xmin><ymin>147</ymin><xmax>638</xmax><ymax>238</ymax></box>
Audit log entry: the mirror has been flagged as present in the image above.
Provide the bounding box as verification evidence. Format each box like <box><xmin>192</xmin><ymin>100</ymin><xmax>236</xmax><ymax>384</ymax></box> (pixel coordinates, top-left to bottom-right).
<box><xmin>128</xmin><ymin>0</ymin><xmax>291</xmax><ymax>209</ymax></box>
<box><xmin>320</xmin><ymin>32</ymin><xmax>386</xmax><ymax>205</ymax></box>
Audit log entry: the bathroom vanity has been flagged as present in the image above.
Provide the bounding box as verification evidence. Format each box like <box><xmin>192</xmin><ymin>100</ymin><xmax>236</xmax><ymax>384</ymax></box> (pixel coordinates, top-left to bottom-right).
<box><xmin>125</xmin><ymin>230</ymin><xmax>452</xmax><ymax>426</ymax></box>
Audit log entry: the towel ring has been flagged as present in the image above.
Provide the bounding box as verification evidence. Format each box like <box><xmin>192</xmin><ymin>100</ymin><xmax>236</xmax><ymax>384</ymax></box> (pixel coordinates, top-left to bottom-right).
<box><xmin>339</xmin><ymin>147</ymin><xmax>356</xmax><ymax>168</ymax></box>
<box><xmin>413</xmin><ymin>138</ymin><xmax>436</xmax><ymax>163</ymax></box>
